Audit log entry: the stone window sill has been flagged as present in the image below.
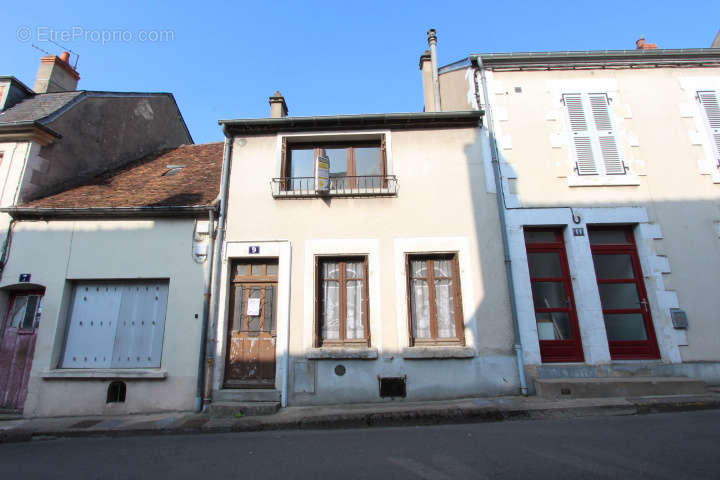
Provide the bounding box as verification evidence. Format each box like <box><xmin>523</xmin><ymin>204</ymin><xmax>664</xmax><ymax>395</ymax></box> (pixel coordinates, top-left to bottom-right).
<box><xmin>568</xmin><ymin>174</ymin><xmax>641</xmax><ymax>187</ymax></box>
<box><xmin>401</xmin><ymin>346</ymin><xmax>476</xmax><ymax>359</ymax></box>
<box><xmin>40</xmin><ymin>369</ymin><xmax>168</xmax><ymax>380</ymax></box>
<box><xmin>306</xmin><ymin>347</ymin><xmax>379</xmax><ymax>360</ymax></box>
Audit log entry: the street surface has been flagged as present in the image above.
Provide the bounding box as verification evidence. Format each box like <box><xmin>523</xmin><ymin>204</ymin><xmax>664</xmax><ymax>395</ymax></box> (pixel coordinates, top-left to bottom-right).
<box><xmin>1</xmin><ymin>409</ymin><xmax>719</xmax><ymax>479</ymax></box>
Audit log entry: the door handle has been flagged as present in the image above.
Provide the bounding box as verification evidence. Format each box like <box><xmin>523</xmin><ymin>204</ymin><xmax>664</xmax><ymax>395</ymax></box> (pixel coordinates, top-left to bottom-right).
<box><xmin>639</xmin><ymin>299</ymin><xmax>649</xmax><ymax>312</ymax></box>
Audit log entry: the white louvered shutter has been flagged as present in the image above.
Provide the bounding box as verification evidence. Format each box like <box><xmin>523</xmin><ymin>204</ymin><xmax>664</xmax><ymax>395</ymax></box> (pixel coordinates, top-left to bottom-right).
<box><xmin>698</xmin><ymin>91</ymin><xmax>720</xmax><ymax>166</ymax></box>
<box><xmin>589</xmin><ymin>94</ymin><xmax>625</xmax><ymax>175</ymax></box>
<box><xmin>564</xmin><ymin>94</ymin><xmax>598</xmax><ymax>175</ymax></box>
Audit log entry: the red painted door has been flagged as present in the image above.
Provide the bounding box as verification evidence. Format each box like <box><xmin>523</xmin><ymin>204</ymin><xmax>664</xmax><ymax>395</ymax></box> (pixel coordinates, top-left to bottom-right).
<box><xmin>525</xmin><ymin>229</ymin><xmax>584</xmax><ymax>362</ymax></box>
<box><xmin>589</xmin><ymin>227</ymin><xmax>660</xmax><ymax>360</ymax></box>
<box><xmin>0</xmin><ymin>292</ymin><xmax>43</xmax><ymax>409</ymax></box>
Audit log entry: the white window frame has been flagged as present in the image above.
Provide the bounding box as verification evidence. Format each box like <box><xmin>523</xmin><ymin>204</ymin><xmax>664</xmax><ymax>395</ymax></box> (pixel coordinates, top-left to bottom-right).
<box><xmin>59</xmin><ymin>279</ymin><xmax>169</xmax><ymax>369</ymax></box>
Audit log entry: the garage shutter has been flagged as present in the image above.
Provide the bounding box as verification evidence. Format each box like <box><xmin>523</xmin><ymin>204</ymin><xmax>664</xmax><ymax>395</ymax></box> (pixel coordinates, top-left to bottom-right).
<box><xmin>61</xmin><ymin>280</ymin><xmax>169</xmax><ymax>368</ymax></box>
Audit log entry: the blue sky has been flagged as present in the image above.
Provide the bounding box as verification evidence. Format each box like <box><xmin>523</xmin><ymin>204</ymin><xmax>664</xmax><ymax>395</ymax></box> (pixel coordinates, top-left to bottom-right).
<box><xmin>3</xmin><ymin>0</ymin><xmax>719</xmax><ymax>143</ymax></box>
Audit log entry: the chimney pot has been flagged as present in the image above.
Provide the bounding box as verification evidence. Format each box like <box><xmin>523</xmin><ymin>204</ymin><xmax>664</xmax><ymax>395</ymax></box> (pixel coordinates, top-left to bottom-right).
<box><xmin>269</xmin><ymin>91</ymin><xmax>288</xmax><ymax>118</ymax></box>
<box><xmin>60</xmin><ymin>51</ymin><xmax>71</xmax><ymax>63</ymax></box>
<box><xmin>636</xmin><ymin>36</ymin><xmax>658</xmax><ymax>50</ymax></box>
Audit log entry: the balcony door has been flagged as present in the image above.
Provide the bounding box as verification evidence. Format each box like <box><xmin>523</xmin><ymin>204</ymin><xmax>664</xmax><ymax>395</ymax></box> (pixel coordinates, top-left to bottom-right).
<box><xmin>589</xmin><ymin>227</ymin><xmax>660</xmax><ymax>360</ymax></box>
<box><xmin>525</xmin><ymin>229</ymin><xmax>584</xmax><ymax>362</ymax></box>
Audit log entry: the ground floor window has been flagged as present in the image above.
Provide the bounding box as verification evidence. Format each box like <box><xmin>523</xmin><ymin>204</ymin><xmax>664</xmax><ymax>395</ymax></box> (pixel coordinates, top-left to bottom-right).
<box><xmin>316</xmin><ymin>257</ymin><xmax>369</xmax><ymax>346</ymax></box>
<box><xmin>60</xmin><ymin>280</ymin><xmax>169</xmax><ymax>368</ymax></box>
<box><xmin>406</xmin><ymin>253</ymin><xmax>464</xmax><ymax>346</ymax></box>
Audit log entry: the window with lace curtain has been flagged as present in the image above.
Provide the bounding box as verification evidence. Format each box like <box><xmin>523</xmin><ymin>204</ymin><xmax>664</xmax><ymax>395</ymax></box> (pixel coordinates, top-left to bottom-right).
<box><xmin>316</xmin><ymin>256</ymin><xmax>369</xmax><ymax>346</ymax></box>
<box><xmin>407</xmin><ymin>254</ymin><xmax>464</xmax><ymax>346</ymax></box>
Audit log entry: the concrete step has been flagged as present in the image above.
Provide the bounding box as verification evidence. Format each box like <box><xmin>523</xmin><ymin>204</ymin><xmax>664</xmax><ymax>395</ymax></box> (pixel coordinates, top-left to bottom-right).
<box><xmin>208</xmin><ymin>401</ymin><xmax>280</xmax><ymax>418</ymax></box>
<box><xmin>214</xmin><ymin>389</ymin><xmax>281</xmax><ymax>402</ymax></box>
<box><xmin>535</xmin><ymin>376</ymin><xmax>706</xmax><ymax>399</ymax></box>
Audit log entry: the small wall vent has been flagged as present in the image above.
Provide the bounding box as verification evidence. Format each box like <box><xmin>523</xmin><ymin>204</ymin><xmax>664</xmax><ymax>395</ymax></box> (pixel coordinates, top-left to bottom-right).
<box><xmin>379</xmin><ymin>376</ymin><xmax>406</xmax><ymax>398</ymax></box>
<box><xmin>107</xmin><ymin>381</ymin><xmax>127</xmax><ymax>403</ymax></box>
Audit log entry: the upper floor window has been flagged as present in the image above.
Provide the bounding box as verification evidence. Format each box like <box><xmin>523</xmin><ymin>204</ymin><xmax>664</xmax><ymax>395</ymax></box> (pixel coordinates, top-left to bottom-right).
<box><xmin>563</xmin><ymin>93</ymin><xmax>626</xmax><ymax>176</ymax></box>
<box><xmin>274</xmin><ymin>135</ymin><xmax>397</xmax><ymax>197</ymax></box>
<box><xmin>697</xmin><ymin>90</ymin><xmax>720</xmax><ymax>167</ymax></box>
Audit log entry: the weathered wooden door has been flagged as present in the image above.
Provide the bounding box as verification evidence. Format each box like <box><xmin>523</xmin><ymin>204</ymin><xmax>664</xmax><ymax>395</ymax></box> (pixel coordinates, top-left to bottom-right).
<box><xmin>0</xmin><ymin>291</ymin><xmax>43</xmax><ymax>409</ymax></box>
<box><xmin>224</xmin><ymin>260</ymin><xmax>278</xmax><ymax>388</ymax></box>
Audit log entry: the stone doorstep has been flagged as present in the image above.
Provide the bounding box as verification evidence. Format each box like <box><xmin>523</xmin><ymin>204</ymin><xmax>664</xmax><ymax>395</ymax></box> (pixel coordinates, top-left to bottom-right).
<box><xmin>213</xmin><ymin>389</ymin><xmax>281</xmax><ymax>402</ymax></box>
<box><xmin>208</xmin><ymin>401</ymin><xmax>280</xmax><ymax>418</ymax></box>
<box><xmin>535</xmin><ymin>376</ymin><xmax>707</xmax><ymax>399</ymax></box>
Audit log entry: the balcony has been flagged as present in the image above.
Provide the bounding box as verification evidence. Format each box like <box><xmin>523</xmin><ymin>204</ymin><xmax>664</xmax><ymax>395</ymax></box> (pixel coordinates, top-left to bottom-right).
<box><xmin>271</xmin><ymin>175</ymin><xmax>398</xmax><ymax>198</ymax></box>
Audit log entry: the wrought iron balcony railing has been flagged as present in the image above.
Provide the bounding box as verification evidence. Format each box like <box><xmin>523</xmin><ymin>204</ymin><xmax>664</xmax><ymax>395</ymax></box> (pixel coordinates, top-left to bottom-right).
<box><xmin>271</xmin><ymin>175</ymin><xmax>398</xmax><ymax>198</ymax></box>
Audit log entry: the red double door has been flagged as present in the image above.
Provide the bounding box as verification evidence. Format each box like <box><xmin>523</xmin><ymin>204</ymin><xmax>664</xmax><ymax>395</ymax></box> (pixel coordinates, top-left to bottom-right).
<box><xmin>525</xmin><ymin>227</ymin><xmax>659</xmax><ymax>363</ymax></box>
<box><xmin>0</xmin><ymin>291</ymin><xmax>43</xmax><ymax>409</ymax></box>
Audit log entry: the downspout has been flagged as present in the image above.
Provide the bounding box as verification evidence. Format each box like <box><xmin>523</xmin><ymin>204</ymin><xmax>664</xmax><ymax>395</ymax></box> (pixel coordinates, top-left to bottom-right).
<box><xmin>474</xmin><ymin>55</ymin><xmax>528</xmax><ymax>395</ymax></box>
<box><xmin>428</xmin><ymin>29</ymin><xmax>442</xmax><ymax>112</ymax></box>
<box><xmin>203</xmin><ymin>135</ymin><xmax>233</xmax><ymax>408</ymax></box>
<box><xmin>195</xmin><ymin>207</ymin><xmax>215</xmax><ymax>412</ymax></box>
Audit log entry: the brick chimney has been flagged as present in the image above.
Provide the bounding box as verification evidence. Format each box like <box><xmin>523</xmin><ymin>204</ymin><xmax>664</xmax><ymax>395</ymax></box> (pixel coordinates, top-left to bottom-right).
<box><xmin>34</xmin><ymin>51</ymin><xmax>80</xmax><ymax>93</ymax></box>
<box><xmin>636</xmin><ymin>37</ymin><xmax>658</xmax><ymax>50</ymax></box>
<box><xmin>269</xmin><ymin>91</ymin><xmax>288</xmax><ymax>118</ymax></box>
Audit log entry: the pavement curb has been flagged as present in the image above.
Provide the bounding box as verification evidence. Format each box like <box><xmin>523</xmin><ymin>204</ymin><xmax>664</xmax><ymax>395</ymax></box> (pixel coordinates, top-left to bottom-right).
<box><xmin>2</xmin><ymin>396</ymin><xmax>719</xmax><ymax>444</ymax></box>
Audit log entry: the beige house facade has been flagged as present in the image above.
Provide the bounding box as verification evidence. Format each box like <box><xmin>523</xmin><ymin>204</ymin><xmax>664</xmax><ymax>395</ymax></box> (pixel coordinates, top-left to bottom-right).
<box><xmin>210</xmin><ymin>110</ymin><xmax>520</xmax><ymax>407</ymax></box>
<box><xmin>434</xmin><ymin>47</ymin><xmax>720</xmax><ymax>385</ymax></box>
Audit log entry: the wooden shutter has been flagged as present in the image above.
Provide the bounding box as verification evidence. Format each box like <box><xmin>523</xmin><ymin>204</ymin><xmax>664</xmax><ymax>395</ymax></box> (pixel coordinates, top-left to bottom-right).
<box><xmin>698</xmin><ymin>90</ymin><xmax>720</xmax><ymax>166</ymax></box>
<box><xmin>564</xmin><ymin>94</ymin><xmax>598</xmax><ymax>175</ymax></box>
<box><xmin>589</xmin><ymin>94</ymin><xmax>624</xmax><ymax>175</ymax></box>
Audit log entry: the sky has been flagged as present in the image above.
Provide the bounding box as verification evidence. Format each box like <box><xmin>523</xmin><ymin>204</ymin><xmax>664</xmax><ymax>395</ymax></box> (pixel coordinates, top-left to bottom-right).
<box><xmin>2</xmin><ymin>0</ymin><xmax>719</xmax><ymax>144</ymax></box>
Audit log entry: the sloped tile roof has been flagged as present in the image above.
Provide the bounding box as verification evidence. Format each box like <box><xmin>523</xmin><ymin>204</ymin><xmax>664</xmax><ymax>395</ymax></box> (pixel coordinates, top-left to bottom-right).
<box><xmin>0</xmin><ymin>91</ymin><xmax>83</xmax><ymax>124</ymax></box>
<box><xmin>23</xmin><ymin>143</ymin><xmax>223</xmax><ymax>208</ymax></box>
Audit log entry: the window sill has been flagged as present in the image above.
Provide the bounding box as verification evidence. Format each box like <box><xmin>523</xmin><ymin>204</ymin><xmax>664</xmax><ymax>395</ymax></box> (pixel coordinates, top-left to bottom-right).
<box><xmin>401</xmin><ymin>346</ymin><xmax>475</xmax><ymax>359</ymax></box>
<box><xmin>40</xmin><ymin>369</ymin><xmax>168</xmax><ymax>380</ymax></box>
<box><xmin>567</xmin><ymin>174</ymin><xmax>640</xmax><ymax>187</ymax></box>
<box><xmin>306</xmin><ymin>347</ymin><xmax>379</xmax><ymax>360</ymax></box>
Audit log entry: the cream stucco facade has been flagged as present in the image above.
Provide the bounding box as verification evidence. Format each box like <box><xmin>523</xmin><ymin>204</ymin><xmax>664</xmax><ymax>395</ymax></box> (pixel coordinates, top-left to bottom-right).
<box><xmin>437</xmin><ymin>52</ymin><xmax>720</xmax><ymax>384</ymax></box>
<box><xmin>214</xmin><ymin>119</ymin><xmax>519</xmax><ymax>406</ymax></box>
<box><xmin>0</xmin><ymin>218</ymin><xmax>210</xmax><ymax>417</ymax></box>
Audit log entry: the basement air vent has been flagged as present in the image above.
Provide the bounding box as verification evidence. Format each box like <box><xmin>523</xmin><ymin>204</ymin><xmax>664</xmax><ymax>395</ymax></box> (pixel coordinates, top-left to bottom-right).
<box><xmin>107</xmin><ymin>381</ymin><xmax>127</xmax><ymax>403</ymax></box>
<box><xmin>379</xmin><ymin>376</ymin><xmax>406</xmax><ymax>398</ymax></box>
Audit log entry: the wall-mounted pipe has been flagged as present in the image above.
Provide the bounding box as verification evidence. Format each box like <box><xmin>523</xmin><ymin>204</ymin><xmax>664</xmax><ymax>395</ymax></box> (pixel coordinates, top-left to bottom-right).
<box><xmin>195</xmin><ymin>208</ymin><xmax>215</xmax><ymax>412</ymax></box>
<box><xmin>475</xmin><ymin>55</ymin><xmax>528</xmax><ymax>396</ymax></box>
<box><xmin>428</xmin><ymin>29</ymin><xmax>442</xmax><ymax>112</ymax></box>
<box><xmin>203</xmin><ymin>135</ymin><xmax>233</xmax><ymax>408</ymax></box>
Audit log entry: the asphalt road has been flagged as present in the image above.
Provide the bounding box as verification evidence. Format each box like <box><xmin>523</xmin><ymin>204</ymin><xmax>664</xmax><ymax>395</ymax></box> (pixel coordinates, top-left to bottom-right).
<box><xmin>1</xmin><ymin>410</ymin><xmax>719</xmax><ymax>479</ymax></box>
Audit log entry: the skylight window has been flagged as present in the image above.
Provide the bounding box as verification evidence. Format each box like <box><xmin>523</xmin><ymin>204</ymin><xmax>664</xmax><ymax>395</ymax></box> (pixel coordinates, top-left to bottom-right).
<box><xmin>163</xmin><ymin>164</ymin><xmax>186</xmax><ymax>176</ymax></box>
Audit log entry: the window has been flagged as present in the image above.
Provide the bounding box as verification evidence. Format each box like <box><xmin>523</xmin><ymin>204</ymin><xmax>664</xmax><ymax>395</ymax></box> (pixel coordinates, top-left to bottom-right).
<box><xmin>277</xmin><ymin>136</ymin><xmax>393</xmax><ymax>195</ymax></box>
<box><xmin>563</xmin><ymin>93</ymin><xmax>626</xmax><ymax>176</ymax></box>
<box><xmin>697</xmin><ymin>90</ymin><xmax>720</xmax><ymax>167</ymax></box>
<box><xmin>61</xmin><ymin>280</ymin><xmax>169</xmax><ymax>369</ymax></box>
<box><xmin>316</xmin><ymin>257</ymin><xmax>369</xmax><ymax>346</ymax></box>
<box><xmin>406</xmin><ymin>254</ymin><xmax>464</xmax><ymax>346</ymax></box>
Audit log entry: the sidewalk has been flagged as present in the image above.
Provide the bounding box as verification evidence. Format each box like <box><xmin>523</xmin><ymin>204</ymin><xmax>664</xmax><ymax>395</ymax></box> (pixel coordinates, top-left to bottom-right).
<box><xmin>2</xmin><ymin>392</ymin><xmax>720</xmax><ymax>444</ymax></box>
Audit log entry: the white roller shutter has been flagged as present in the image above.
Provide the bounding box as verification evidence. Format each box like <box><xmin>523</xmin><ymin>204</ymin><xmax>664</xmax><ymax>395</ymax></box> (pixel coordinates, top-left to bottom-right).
<box><xmin>698</xmin><ymin>90</ymin><xmax>720</xmax><ymax>166</ymax></box>
<box><xmin>61</xmin><ymin>280</ymin><xmax>169</xmax><ymax>369</ymax></box>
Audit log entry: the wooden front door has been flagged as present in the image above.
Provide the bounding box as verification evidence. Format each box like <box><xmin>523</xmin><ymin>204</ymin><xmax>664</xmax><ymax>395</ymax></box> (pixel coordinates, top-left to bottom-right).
<box><xmin>525</xmin><ymin>229</ymin><xmax>584</xmax><ymax>362</ymax></box>
<box><xmin>0</xmin><ymin>291</ymin><xmax>43</xmax><ymax>409</ymax></box>
<box><xmin>589</xmin><ymin>227</ymin><xmax>660</xmax><ymax>360</ymax></box>
<box><xmin>224</xmin><ymin>260</ymin><xmax>278</xmax><ymax>388</ymax></box>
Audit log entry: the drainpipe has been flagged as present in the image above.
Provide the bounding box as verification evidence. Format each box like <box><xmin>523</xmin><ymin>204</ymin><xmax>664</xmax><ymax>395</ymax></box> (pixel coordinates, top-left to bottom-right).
<box><xmin>428</xmin><ymin>29</ymin><xmax>442</xmax><ymax>112</ymax></box>
<box><xmin>203</xmin><ymin>135</ymin><xmax>233</xmax><ymax>408</ymax></box>
<box><xmin>195</xmin><ymin>208</ymin><xmax>215</xmax><ymax>412</ymax></box>
<box><xmin>474</xmin><ymin>55</ymin><xmax>528</xmax><ymax>395</ymax></box>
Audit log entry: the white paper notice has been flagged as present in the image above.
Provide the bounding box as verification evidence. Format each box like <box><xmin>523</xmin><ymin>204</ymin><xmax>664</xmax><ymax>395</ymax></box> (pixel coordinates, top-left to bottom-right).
<box><xmin>247</xmin><ymin>298</ymin><xmax>261</xmax><ymax>316</ymax></box>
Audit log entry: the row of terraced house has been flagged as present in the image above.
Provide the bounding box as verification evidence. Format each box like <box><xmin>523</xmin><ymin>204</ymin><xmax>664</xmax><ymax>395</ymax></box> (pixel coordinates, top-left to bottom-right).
<box><xmin>1</xmin><ymin>31</ymin><xmax>720</xmax><ymax>417</ymax></box>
